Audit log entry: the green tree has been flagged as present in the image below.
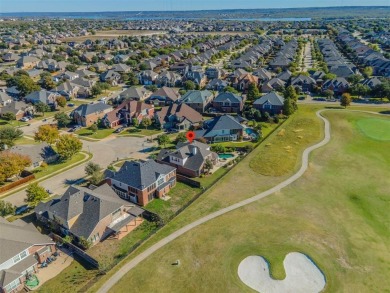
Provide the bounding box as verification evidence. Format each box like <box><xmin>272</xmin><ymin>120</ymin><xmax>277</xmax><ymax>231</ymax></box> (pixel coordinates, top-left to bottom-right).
<box><xmin>184</xmin><ymin>80</ymin><xmax>195</xmax><ymax>90</ymax></box>
<box><xmin>323</xmin><ymin>89</ymin><xmax>334</xmax><ymax>99</ymax></box>
<box><xmin>54</xmin><ymin>112</ymin><xmax>71</xmax><ymax>128</ymax></box>
<box><xmin>0</xmin><ymin>200</ymin><xmax>15</xmax><ymax>217</ymax></box>
<box><xmin>91</xmin><ymin>84</ymin><xmax>103</xmax><ymax>97</ymax></box>
<box><xmin>224</xmin><ymin>86</ymin><xmax>239</xmax><ymax>94</ymax></box>
<box><xmin>157</xmin><ymin>134</ymin><xmax>170</xmax><ymax>148</ymax></box>
<box><xmin>132</xmin><ymin>118</ymin><xmax>139</xmax><ymax>127</ymax></box>
<box><xmin>85</xmin><ymin>162</ymin><xmax>101</xmax><ymax>176</ymax></box>
<box><xmin>362</xmin><ymin>67</ymin><xmax>373</xmax><ymax>78</ymax></box>
<box><xmin>41</xmin><ymin>75</ymin><xmax>56</xmax><ymax>90</ymax></box>
<box><xmin>34</xmin><ymin>124</ymin><xmax>59</xmax><ymax>145</ymax></box>
<box><xmin>35</xmin><ymin>101</ymin><xmax>51</xmax><ymax>116</ymax></box>
<box><xmin>56</xmin><ymin>134</ymin><xmax>82</xmax><ymax>160</ymax></box>
<box><xmin>247</xmin><ymin>82</ymin><xmax>260</xmax><ymax>101</ymax></box>
<box><xmin>2</xmin><ymin>112</ymin><xmax>16</xmax><ymax>121</ymax></box>
<box><xmin>204</xmin><ymin>159</ymin><xmax>213</xmax><ymax>173</ymax></box>
<box><xmin>141</xmin><ymin>117</ymin><xmax>152</xmax><ymax>130</ymax></box>
<box><xmin>0</xmin><ymin>126</ymin><xmax>23</xmax><ymax>149</ymax></box>
<box><xmin>211</xmin><ymin>144</ymin><xmax>226</xmax><ymax>153</ymax></box>
<box><xmin>175</xmin><ymin>132</ymin><xmax>187</xmax><ymax>143</ymax></box>
<box><xmin>283</xmin><ymin>97</ymin><xmax>295</xmax><ymax>116</ymax></box>
<box><xmin>340</xmin><ymin>93</ymin><xmax>352</xmax><ymax>108</ymax></box>
<box><xmin>350</xmin><ymin>84</ymin><xmax>370</xmax><ymax>98</ymax></box>
<box><xmin>25</xmin><ymin>183</ymin><xmax>49</xmax><ymax>207</ymax></box>
<box><xmin>15</xmin><ymin>75</ymin><xmax>40</xmax><ymax>96</ymax></box>
<box><xmin>89</xmin><ymin>124</ymin><xmax>98</xmax><ymax>133</ymax></box>
<box><xmin>347</xmin><ymin>74</ymin><xmax>363</xmax><ymax>85</ymax></box>
<box><xmin>372</xmin><ymin>80</ymin><xmax>390</xmax><ymax>101</ymax></box>
<box><xmin>56</xmin><ymin>96</ymin><xmax>67</xmax><ymax>108</ymax></box>
<box><xmin>323</xmin><ymin>73</ymin><xmax>337</xmax><ymax>81</ymax></box>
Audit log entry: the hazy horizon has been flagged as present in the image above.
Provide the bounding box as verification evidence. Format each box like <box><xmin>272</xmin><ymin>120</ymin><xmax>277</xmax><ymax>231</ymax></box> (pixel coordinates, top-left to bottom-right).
<box><xmin>1</xmin><ymin>0</ymin><xmax>389</xmax><ymax>13</ymax></box>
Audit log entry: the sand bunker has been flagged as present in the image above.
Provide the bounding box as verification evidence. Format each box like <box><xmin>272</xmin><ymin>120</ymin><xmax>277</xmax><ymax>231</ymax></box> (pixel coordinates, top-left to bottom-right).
<box><xmin>238</xmin><ymin>252</ymin><xmax>326</xmax><ymax>293</ymax></box>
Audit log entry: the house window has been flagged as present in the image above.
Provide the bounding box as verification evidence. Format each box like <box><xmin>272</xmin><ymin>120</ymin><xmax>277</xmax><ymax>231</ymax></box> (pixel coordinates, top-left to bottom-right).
<box><xmin>13</xmin><ymin>254</ymin><xmax>21</xmax><ymax>263</ymax></box>
<box><xmin>5</xmin><ymin>279</ymin><xmax>21</xmax><ymax>292</ymax></box>
<box><xmin>157</xmin><ymin>178</ymin><xmax>164</xmax><ymax>186</ymax></box>
<box><xmin>20</xmin><ymin>250</ymin><xmax>27</xmax><ymax>260</ymax></box>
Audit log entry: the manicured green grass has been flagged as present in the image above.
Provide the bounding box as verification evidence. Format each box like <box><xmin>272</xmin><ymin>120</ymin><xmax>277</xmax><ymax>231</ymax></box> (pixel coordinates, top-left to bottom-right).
<box><xmin>103</xmin><ymin>110</ymin><xmax>390</xmax><ymax>293</ymax></box>
<box><xmin>76</xmin><ymin>128</ymin><xmax>114</xmax><ymax>140</ymax></box>
<box><xmin>356</xmin><ymin>118</ymin><xmax>390</xmax><ymax>141</ymax></box>
<box><xmin>145</xmin><ymin>182</ymin><xmax>201</xmax><ymax>222</ymax></box>
<box><xmin>14</xmin><ymin>136</ymin><xmax>39</xmax><ymax>145</ymax></box>
<box><xmin>0</xmin><ymin>119</ymin><xmax>28</xmax><ymax>127</ymax></box>
<box><xmin>32</xmin><ymin>153</ymin><xmax>87</xmax><ymax>180</ymax></box>
<box><xmin>193</xmin><ymin>167</ymin><xmax>228</xmax><ymax>188</ymax></box>
<box><xmin>249</xmin><ymin>106</ymin><xmax>323</xmax><ymax>176</ymax></box>
<box><xmin>118</xmin><ymin>127</ymin><xmax>162</xmax><ymax>137</ymax></box>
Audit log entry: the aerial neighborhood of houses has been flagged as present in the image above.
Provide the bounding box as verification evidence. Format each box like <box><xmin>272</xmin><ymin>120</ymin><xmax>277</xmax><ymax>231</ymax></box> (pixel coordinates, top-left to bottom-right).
<box><xmin>0</xmin><ymin>12</ymin><xmax>389</xmax><ymax>293</ymax></box>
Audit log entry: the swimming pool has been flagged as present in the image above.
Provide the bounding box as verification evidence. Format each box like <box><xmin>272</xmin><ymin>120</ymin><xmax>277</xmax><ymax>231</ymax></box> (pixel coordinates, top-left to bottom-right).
<box><xmin>245</xmin><ymin>128</ymin><xmax>258</xmax><ymax>137</ymax></box>
<box><xmin>218</xmin><ymin>153</ymin><xmax>234</xmax><ymax>159</ymax></box>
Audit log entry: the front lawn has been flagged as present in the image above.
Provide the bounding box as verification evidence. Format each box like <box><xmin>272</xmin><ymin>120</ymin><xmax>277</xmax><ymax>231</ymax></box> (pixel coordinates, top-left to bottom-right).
<box><xmin>118</xmin><ymin>127</ymin><xmax>162</xmax><ymax>137</ymax></box>
<box><xmin>75</xmin><ymin>128</ymin><xmax>114</xmax><ymax>140</ymax></box>
<box><xmin>0</xmin><ymin>119</ymin><xmax>28</xmax><ymax>127</ymax></box>
<box><xmin>32</xmin><ymin>152</ymin><xmax>88</xmax><ymax>180</ymax></box>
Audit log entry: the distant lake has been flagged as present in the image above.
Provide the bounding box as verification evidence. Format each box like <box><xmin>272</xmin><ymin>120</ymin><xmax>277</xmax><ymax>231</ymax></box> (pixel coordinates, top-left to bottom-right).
<box><xmin>124</xmin><ymin>17</ymin><xmax>312</xmax><ymax>21</ymax></box>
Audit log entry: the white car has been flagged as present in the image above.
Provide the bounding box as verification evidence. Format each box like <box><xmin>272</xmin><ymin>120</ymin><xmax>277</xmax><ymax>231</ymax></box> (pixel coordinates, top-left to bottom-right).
<box><xmin>20</xmin><ymin>117</ymin><xmax>29</xmax><ymax>122</ymax></box>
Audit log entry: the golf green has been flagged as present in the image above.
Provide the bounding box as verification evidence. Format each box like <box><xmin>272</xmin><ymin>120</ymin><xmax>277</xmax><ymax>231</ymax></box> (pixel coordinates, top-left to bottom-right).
<box><xmin>356</xmin><ymin>118</ymin><xmax>390</xmax><ymax>141</ymax></box>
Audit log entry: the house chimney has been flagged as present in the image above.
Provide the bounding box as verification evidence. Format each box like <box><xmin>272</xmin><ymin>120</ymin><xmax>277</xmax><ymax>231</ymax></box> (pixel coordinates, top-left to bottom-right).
<box><xmin>189</xmin><ymin>144</ymin><xmax>197</xmax><ymax>155</ymax></box>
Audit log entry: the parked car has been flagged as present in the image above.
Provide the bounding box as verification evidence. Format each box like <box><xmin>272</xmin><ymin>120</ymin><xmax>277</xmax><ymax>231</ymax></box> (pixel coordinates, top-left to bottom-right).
<box><xmin>114</xmin><ymin>127</ymin><xmax>124</xmax><ymax>133</ymax></box>
<box><xmin>20</xmin><ymin>117</ymin><xmax>29</xmax><ymax>122</ymax></box>
<box><xmin>15</xmin><ymin>205</ymin><xmax>31</xmax><ymax>215</ymax></box>
<box><xmin>67</xmin><ymin>103</ymin><xmax>75</xmax><ymax>107</ymax></box>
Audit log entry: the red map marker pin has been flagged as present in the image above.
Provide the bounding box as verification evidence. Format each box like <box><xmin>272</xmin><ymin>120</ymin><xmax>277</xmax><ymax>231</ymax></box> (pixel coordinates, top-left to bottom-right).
<box><xmin>186</xmin><ymin>131</ymin><xmax>195</xmax><ymax>143</ymax></box>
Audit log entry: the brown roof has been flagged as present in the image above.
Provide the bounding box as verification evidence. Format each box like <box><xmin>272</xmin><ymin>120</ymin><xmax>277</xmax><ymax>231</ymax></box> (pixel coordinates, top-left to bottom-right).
<box><xmin>156</xmin><ymin>103</ymin><xmax>202</xmax><ymax>125</ymax></box>
<box><xmin>105</xmin><ymin>101</ymin><xmax>153</xmax><ymax>125</ymax></box>
<box><xmin>151</xmin><ymin>86</ymin><xmax>180</xmax><ymax>102</ymax></box>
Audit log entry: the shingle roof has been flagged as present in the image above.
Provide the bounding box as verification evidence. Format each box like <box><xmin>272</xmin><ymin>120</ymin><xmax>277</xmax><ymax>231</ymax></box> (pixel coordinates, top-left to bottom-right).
<box><xmin>254</xmin><ymin>92</ymin><xmax>284</xmax><ymax>106</ymax></box>
<box><xmin>155</xmin><ymin>103</ymin><xmax>203</xmax><ymax>125</ymax></box>
<box><xmin>106</xmin><ymin>160</ymin><xmax>175</xmax><ymax>190</ymax></box>
<box><xmin>8</xmin><ymin>143</ymin><xmax>57</xmax><ymax>165</ymax></box>
<box><xmin>214</xmin><ymin>92</ymin><xmax>242</xmax><ymax>104</ymax></box>
<box><xmin>35</xmin><ymin>184</ymin><xmax>129</xmax><ymax>239</ymax></box>
<box><xmin>0</xmin><ymin>217</ymin><xmax>54</xmax><ymax>265</ymax></box>
<box><xmin>180</xmin><ymin>90</ymin><xmax>213</xmax><ymax>104</ymax></box>
<box><xmin>158</xmin><ymin>141</ymin><xmax>214</xmax><ymax>172</ymax></box>
<box><xmin>72</xmin><ymin>103</ymin><xmax>112</xmax><ymax>117</ymax></box>
<box><xmin>195</xmin><ymin>114</ymin><xmax>244</xmax><ymax>138</ymax></box>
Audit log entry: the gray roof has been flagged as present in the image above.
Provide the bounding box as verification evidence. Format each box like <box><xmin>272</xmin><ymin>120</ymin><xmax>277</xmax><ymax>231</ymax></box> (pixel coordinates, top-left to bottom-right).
<box><xmin>9</xmin><ymin>143</ymin><xmax>57</xmax><ymax>165</ymax></box>
<box><xmin>180</xmin><ymin>90</ymin><xmax>213</xmax><ymax>104</ymax></box>
<box><xmin>105</xmin><ymin>159</ymin><xmax>175</xmax><ymax>190</ymax></box>
<box><xmin>120</xmin><ymin>87</ymin><xmax>151</xmax><ymax>100</ymax></box>
<box><xmin>35</xmin><ymin>184</ymin><xmax>129</xmax><ymax>239</ymax></box>
<box><xmin>254</xmin><ymin>92</ymin><xmax>284</xmax><ymax>106</ymax></box>
<box><xmin>72</xmin><ymin>103</ymin><xmax>112</xmax><ymax>117</ymax></box>
<box><xmin>24</xmin><ymin>90</ymin><xmax>56</xmax><ymax>105</ymax></box>
<box><xmin>158</xmin><ymin>141</ymin><xmax>214</xmax><ymax>172</ymax></box>
<box><xmin>0</xmin><ymin>92</ymin><xmax>12</xmax><ymax>103</ymax></box>
<box><xmin>0</xmin><ymin>217</ymin><xmax>54</xmax><ymax>266</ymax></box>
<box><xmin>214</xmin><ymin>92</ymin><xmax>242</xmax><ymax>104</ymax></box>
<box><xmin>195</xmin><ymin>114</ymin><xmax>244</xmax><ymax>138</ymax></box>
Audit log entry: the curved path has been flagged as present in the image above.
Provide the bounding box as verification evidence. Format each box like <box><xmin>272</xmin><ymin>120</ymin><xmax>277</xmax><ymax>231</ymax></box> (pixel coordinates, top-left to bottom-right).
<box><xmin>96</xmin><ymin>110</ymin><xmax>331</xmax><ymax>293</ymax></box>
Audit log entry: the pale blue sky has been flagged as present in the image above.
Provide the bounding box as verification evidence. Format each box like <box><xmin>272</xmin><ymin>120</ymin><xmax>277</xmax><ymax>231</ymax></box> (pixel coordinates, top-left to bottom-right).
<box><xmin>1</xmin><ymin>0</ymin><xmax>389</xmax><ymax>13</ymax></box>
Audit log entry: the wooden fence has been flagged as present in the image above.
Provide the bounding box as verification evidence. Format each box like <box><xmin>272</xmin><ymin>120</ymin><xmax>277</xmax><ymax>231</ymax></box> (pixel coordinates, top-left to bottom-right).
<box><xmin>0</xmin><ymin>171</ymin><xmax>35</xmax><ymax>194</ymax></box>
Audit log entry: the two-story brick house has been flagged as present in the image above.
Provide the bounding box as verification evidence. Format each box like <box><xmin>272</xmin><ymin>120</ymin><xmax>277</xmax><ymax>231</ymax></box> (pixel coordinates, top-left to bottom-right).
<box><xmin>35</xmin><ymin>184</ymin><xmax>144</xmax><ymax>245</ymax></box>
<box><xmin>0</xmin><ymin>218</ymin><xmax>56</xmax><ymax>293</ymax></box>
<box><xmin>105</xmin><ymin>160</ymin><xmax>176</xmax><ymax>206</ymax></box>
<box><xmin>71</xmin><ymin>103</ymin><xmax>112</xmax><ymax>127</ymax></box>
<box><xmin>212</xmin><ymin>92</ymin><xmax>244</xmax><ymax>113</ymax></box>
